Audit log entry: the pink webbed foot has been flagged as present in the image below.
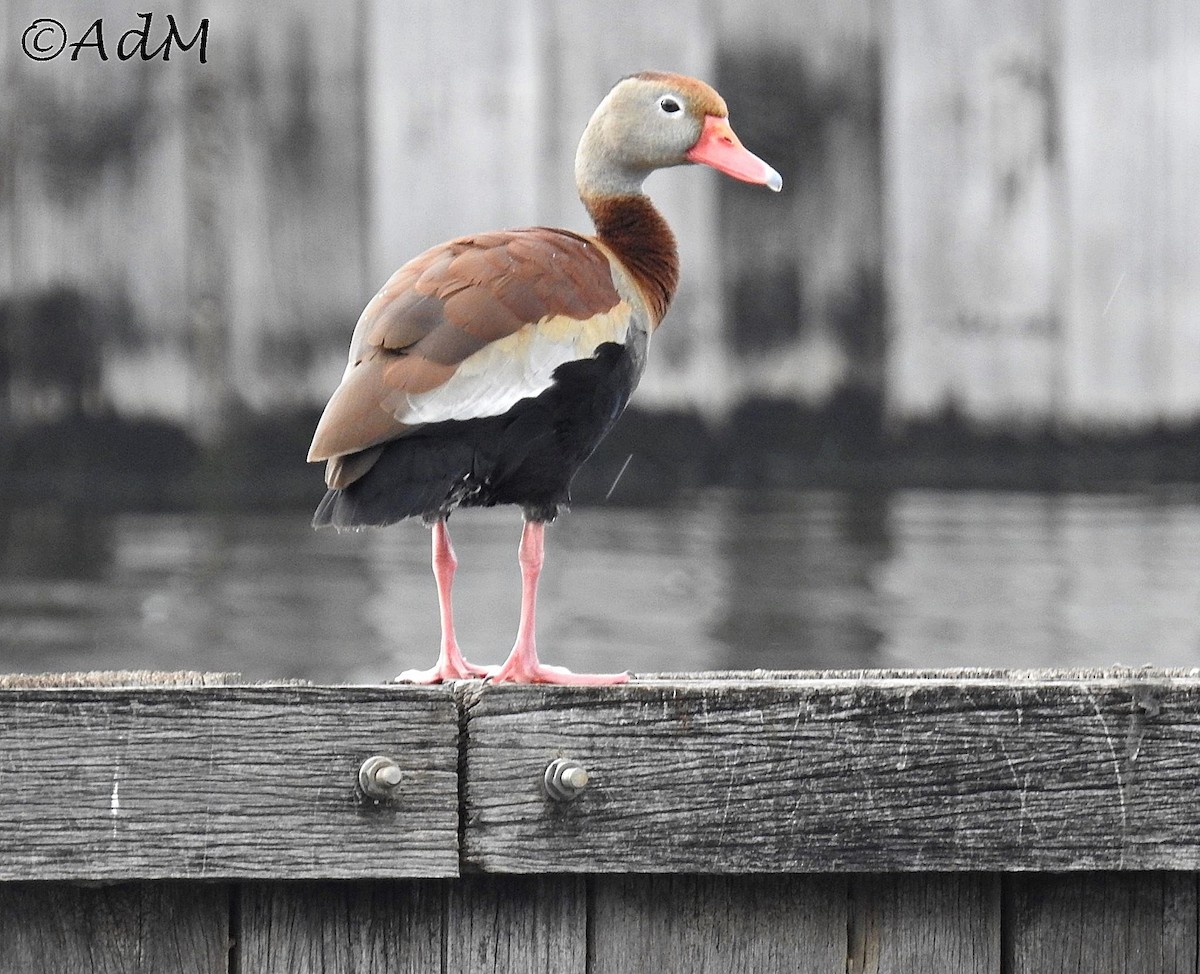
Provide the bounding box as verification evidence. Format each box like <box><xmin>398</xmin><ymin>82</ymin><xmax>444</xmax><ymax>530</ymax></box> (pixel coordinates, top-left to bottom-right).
<box><xmin>395</xmin><ymin>656</ymin><xmax>495</xmax><ymax>684</ymax></box>
<box><xmin>489</xmin><ymin>659</ymin><xmax>630</xmax><ymax>685</ymax></box>
<box><xmin>489</xmin><ymin>519</ymin><xmax>632</xmax><ymax>685</ymax></box>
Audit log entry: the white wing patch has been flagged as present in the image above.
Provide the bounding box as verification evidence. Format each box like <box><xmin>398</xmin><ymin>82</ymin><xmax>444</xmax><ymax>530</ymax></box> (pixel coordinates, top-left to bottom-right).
<box><xmin>399</xmin><ymin>302</ymin><xmax>633</xmax><ymax>425</ymax></box>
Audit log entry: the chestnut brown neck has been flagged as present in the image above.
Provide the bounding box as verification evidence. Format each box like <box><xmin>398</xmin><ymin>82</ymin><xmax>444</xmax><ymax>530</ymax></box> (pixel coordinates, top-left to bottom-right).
<box><xmin>583</xmin><ymin>194</ymin><xmax>679</xmax><ymax>326</ymax></box>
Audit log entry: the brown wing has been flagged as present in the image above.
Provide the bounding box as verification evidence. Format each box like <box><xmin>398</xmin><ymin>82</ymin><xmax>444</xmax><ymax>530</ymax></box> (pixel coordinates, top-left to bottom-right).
<box><xmin>308</xmin><ymin>228</ymin><xmax>623</xmax><ymax>487</ymax></box>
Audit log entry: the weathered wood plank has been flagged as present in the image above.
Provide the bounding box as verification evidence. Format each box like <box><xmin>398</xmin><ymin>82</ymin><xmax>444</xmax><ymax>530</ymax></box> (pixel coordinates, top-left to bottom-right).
<box><xmin>0</xmin><ymin>881</ymin><xmax>229</xmax><ymax>973</ymax></box>
<box><xmin>592</xmin><ymin>875</ymin><xmax>846</xmax><ymax>973</ymax></box>
<box><xmin>0</xmin><ymin>686</ymin><xmax>459</xmax><ymax>879</ymax></box>
<box><xmin>848</xmin><ymin>875</ymin><xmax>999</xmax><ymax>973</ymax></box>
<box><xmin>1006</xmin><ymin>873</ymin><xmax>1198</xmax><ymax>973</ymax></box>
<box><xmin>238</xmin><ymin>881</ymin><xmax>443</xmax><ymax>974</ymax></box>
<box><xmin>445</xmin><ymin>875</ymin><xmax>587</xmax><ymax>973</ymax></box>
<box><xmin>461</xmin><ymin>673</ymin><xmax>1200</xmax><ymax>872</ymax></box>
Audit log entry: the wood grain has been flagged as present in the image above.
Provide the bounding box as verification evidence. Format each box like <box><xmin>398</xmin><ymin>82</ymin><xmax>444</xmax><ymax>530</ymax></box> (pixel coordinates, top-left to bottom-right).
<box><xmin>461</xmin><ymin>672</ymin><xmax>1200</xmax><ymax>872</ymax></box>
<box><xmin>238</xmin><ymin>881</ymin><xmax>443</xmax><ymax>974</ymax></box>
<box><xmin>591</xmin><ymin>875</ymin><xmax>846</xmax><ymax>974</ymax></box>
<box><xmin>849</xmin><ymin>875</ymin><xmax>1000</xmax><ymax>974</ymax></box>
<box><xmin>0</xmin><ymin>685</ymin><xmax>459</xmax><ymax>880</ymax></box>
<box><xmin>446</xmin><ymin>875</ymin><xmax>587</xmax><ymax>974</ymax></box>
<box><xmin>0</xmin><ymin>881</ymin><xmax>229</xmax><ymax>973</ymax></box>
<box><xmin>1006</xmin><ymin>873</ymin><xmax>1198</xmax><ymax>974</ymax></box>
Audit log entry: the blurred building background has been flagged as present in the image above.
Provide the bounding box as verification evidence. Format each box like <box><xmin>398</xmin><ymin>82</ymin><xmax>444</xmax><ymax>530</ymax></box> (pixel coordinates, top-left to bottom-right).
<box><xmin>1</xmin><ymin>0</ymin><xmax>1198</xmax><ymax>499</ymax></box>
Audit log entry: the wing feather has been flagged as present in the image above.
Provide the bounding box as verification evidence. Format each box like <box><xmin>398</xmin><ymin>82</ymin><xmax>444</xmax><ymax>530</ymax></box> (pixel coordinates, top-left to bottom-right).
<box><xmin>308</xmin><ymin>227</ymin><xmax>629</xmax><ymax>479</ymax></box>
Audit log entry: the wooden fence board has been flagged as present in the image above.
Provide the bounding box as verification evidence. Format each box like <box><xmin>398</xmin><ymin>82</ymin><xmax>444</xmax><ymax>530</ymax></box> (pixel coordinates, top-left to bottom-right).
<box><xmin>238</xmin><ymin>881</ymin><xmax>444</xmax><ymax>974</ymax></box>
<box><xmin>849</xmin><ymin>875</ymin><xmax>1000</xmax><ymax>973</ymax></box>
<box><xmin>591</xmin><ymin>875</ymin><xmax>846</xmax><ymax>973</ymax></box>
<box><xmin>0</xmin><ymin>686</ymin><xmax>459</xmax><ymax>880</ymax></box>
<box><xmin>0</xmin><ymin>881</ymin><xmax>229</xmax><ymax>974</ymax></box>
<box><xmin>461</xmin><ymin>673</ymin><xmax>1200</xmax><ymax>872</ymax></box>
<box><xmin>2</xmin><ymin>873</ymin><xmax>1198</xmax><ymax>974</ymax></box>
<box><xmin>2</xmin><ymin>674</ymin><xmax>1200</xmax><ymax>971</ymax></box>
<box><xmin>1006</xmin><ymin>873</ymin><xmax>1198</xmax><ymax>973</ymax></box>
<box><xmin>446</xmin><ymin>876</ymin><xmax>587</xmax><ymax>974</ymax></box>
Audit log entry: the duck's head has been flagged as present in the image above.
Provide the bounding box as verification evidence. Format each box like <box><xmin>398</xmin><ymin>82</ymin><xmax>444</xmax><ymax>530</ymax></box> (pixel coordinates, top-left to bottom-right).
<box><xmin>575</xmin><ymin>71</ymin><xmax>783</xmax><ymax>200</ymax></box>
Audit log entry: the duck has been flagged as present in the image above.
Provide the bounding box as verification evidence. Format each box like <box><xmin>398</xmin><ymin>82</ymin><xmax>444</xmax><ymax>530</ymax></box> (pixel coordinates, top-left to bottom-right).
<box><xmin>308</xmin><ymin>71</ymin><xmax>781</xmax><ymax>684</ymax></box>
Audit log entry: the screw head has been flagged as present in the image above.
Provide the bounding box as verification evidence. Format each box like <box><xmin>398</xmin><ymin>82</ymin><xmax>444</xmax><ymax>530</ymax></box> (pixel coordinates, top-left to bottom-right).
<box><xmin>359</xmin><ymin>755</ymin><xmax>402</xmax><ymax>799</ymax></box>
<box><xmin>544</xmin><ymin>758</ymin><xmax>590</xmax><ymax>801</ymax></box>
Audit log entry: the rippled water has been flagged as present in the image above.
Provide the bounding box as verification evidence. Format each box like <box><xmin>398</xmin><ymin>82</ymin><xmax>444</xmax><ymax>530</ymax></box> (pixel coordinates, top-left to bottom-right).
<box><xmin>1</xmin><ymin>489</ymin><xmax>1199</xmax><ymax>680</ymax></box>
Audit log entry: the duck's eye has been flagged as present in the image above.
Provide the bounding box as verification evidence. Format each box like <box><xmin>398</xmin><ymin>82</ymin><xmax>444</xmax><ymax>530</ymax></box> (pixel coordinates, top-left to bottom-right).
<box><xmin>658</xmin><ymin>96</ymin><xmax>683</xmax><ymax>116</ymax></box>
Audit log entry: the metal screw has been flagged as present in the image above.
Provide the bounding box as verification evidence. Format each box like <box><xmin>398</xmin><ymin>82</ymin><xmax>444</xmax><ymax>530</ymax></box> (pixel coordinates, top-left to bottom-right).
<box><xmin>359</xmin><ymin>755</ymin><xmax>402</xmax><ymax>799</ymax></box>
<box><xmin>544</xmin><ymin>758</ymin><xmax>590</xmax><ymax>801</ymax></box>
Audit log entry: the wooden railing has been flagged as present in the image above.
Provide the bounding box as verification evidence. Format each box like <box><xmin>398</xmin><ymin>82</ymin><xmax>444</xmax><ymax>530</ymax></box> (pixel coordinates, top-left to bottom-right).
<box><xmin>0</xmin><ymin>668</ymin><xmax>1196</xmax><ymax>972</ymax></box>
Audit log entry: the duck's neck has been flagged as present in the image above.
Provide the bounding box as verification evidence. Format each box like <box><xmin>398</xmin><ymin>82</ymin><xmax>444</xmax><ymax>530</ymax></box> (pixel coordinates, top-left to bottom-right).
<box><xmin>583</xmin><ymin>193</ymin><xmax>679</xmax><ymax>326</ymax></box>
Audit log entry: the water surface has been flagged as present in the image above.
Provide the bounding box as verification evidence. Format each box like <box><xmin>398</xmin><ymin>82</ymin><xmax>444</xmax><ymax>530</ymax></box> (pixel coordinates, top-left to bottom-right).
<box><xmin>1</xmin><ymin>490</ymin><xmax>1198</xmax><ymax>680</ymax></box>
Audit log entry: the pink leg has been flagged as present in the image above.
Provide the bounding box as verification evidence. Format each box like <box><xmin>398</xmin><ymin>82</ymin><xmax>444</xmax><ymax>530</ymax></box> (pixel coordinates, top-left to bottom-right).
<box><xmin>490</xmin><ymin>520</ymin><xmax>630</xmax><ymax>685</ymax></box>
<box><xmin>396</xmin><ymin>519</ymin><xmax>492</xmax><ymax>683</ymax></box>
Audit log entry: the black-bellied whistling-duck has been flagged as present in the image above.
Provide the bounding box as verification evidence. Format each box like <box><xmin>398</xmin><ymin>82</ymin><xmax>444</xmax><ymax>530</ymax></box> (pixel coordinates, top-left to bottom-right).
<box><xmin>308</xmin><ymin>71</ymin><xmax>781</xmax><ymax>684</ymax></box>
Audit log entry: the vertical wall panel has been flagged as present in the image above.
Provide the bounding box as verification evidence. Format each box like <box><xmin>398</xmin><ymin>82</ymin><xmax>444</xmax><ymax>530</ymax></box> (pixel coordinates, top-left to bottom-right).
<box><xmin>1060</xmin><ymin>0</ymin><xmax>1200</xmax><ymax>424</ymax></box>
<box><xmin>884</xmin><ymin>0</ymin><xmax>1062</xmax><ymax>424</ymax></box>
<box><xmin>716</xmin><ymin>0</ymin><xmax>885</xmax><ymax>407</ymax></box>
<box><xmin>239</xmin><ymin>881</ymin><xmax>443</xmax><ymax>974</ymax></box>
<box><xmin>0</xmin><ymin>1</ymin><xmax>192</xmax><ymax>421</ymax></box>
<box><xmin>849</xmin><ymin>875</ymin><xmax>1001</xmax><ymax>974</ymax></box>
<box><xmin>0</xmin><ymin>0</ymin><xmax>369</xmax><ymax>426</ymax></box>
<box><xmin>1007</xmin><ymin>873</ymin><xmax>1198</xmax><ymax>973</ymax></box>
<box><xmin>0</xmin><ymin>882</ymin><xmax>229</xmax><ymax>974</ymax></box>
<box><xmin>446</xmin><ymin>875</ymin><xmax>587</xmax><ymax>974</ymax></box>
<box><xmin>3</xmin><ymin>0</ymin><xmax>1198</xmax><ymax>432</ymax></box>
<box><xmin>592</xmin><ymin>875</ymin><xmax>847</xmax><ymax>974</ymax></box>
<box><xmin>367</xmin><ymin>0</ymin><xmax>544</xmax><ymax>267</ymax></box>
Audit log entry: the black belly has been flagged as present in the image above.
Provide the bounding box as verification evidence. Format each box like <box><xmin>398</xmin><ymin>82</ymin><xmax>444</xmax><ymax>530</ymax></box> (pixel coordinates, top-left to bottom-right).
<box><xmin>313</xmin><ymin>341</ymin><xmax>640</xmax><ymax>528</ymax></box>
